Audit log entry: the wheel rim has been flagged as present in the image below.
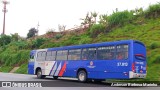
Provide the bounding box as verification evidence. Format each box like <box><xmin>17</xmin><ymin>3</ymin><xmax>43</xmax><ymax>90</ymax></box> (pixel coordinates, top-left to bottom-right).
<box><xmin>37</xmin><ymin>71</ymin><xmax>41</xmax><ymax>78</ymax></box>
<box><xmin>79</xmin><ymin>73</ymin><xmax>85</xmax><ymax>81</ymax></box>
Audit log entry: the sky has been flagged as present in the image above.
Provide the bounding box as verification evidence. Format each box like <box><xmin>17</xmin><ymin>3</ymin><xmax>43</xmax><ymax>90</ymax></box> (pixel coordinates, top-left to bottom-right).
<box><xmin>0</xmin><ymin>0</ymin><xmax>159</xmax><ymax>37</ymax></box>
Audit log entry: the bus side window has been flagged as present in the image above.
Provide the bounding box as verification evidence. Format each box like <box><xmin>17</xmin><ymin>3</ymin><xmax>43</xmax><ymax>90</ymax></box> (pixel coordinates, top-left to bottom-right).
<box><xmin>36</xmin><ymin>51</ymin><xmax>46</xmax><ymax>61</ymax></box>
<box><xmin>68</xmin><ymin>49</ymin><xmax>81</xmax><ymax>60</ymax></box>
<box><xmin>56</xmin><ymin>50</ymin><xmax>68</xmax><ymax>60</ymax></box>
<box><xmin>52</xmin><ymin>51</ymin><xmax>56</xmax><ymax>60</ymax></box>
<box><xmin>82</xmin><ymin>48</ymin><xmax>88</xmax><ymax>60</ymax></box>
<box><xmin>97</xmin><ymin>46</ymin><xmax>115</xmax><ymax>60</ymax></box>
<box><xmin>88</xmin><ymin>48</ymin><xmax>97</xmax><ymax>60</ymax></box>
<box><xmin>116</xmin><ymin>45</ymin><xmax>128</xmax><ymax>60</ymax></box>
<box><xmin>41</xmin><ymin>52</ymin><xmax>46</xmax><ymax>61</ymax></box>
<box><xmin>117</xmin><ymin>52</ymin><xmax>123</xmax><ymax>60</ymax></box>
<box><xmin>37</xmin><ymin>52</ymin><xmax>42</xmax><ymax>61</ymax></box>
<box><xmin>56</xmin><ymin>51</ymin><xmax>62</xmax><ymax>60</ymax></box>
<box><xmin>46</xmin><ymin>51</ymin><xmax>52</xmax><ymax>61</ymax></box>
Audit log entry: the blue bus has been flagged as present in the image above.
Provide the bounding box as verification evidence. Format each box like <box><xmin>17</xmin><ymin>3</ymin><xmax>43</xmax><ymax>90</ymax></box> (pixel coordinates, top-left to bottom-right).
<box><xmin>28</xmin><ymin>40</ymin><xmax>147</xmax><ymax>82</ymax></box>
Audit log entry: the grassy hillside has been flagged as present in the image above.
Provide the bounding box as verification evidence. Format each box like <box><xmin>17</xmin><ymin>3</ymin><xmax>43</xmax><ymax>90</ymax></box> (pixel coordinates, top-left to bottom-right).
<box><xmin>0</xmin><ymin>3</ymin><xmax>160</xmax><ymax>81</ymax></box>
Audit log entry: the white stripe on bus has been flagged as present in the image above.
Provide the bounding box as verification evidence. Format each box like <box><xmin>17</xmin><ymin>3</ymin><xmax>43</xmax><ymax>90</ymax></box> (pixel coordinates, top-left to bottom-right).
<box><xmin>49</xmin><ymin>61</ymin><xmax>56</xmax><ymax>75</ymax></box>
<box><xmin>51</xmin><ymin>62</ymin><xmax>57</xmax><ymax>76</ymax></box>
<box><xmin>54</xmin><ymin>62</ymin><xmax>62</xmax><ymax>76</ymax></box>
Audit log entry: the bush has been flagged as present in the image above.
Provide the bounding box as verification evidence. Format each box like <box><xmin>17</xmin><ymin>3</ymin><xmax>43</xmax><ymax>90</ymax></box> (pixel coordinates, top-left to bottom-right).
<box><xmin>0</xmin><ymin>49</ymin><xmax>30</xmax><ymax>66</ymax></box>
<box><xmin>79</xmin><ymin>36</ymin><xmax>92</xmax><ymax>44</ymax></box>
<box><xmin>150</xmin><ymin>42</ymin><xmax>160</xmax><ymax>49</ymax></box>
<box><xmin>16</xmin><ymin>41</ymin><xmax>28</xmax><ymax>49</ymax></box>
<box><xmin>108</xmin><ymin>10</ymin><xmax>134</xmax><ymax>27</ymax></box>
<box><xmin>0</xmin><ymin>35</ymin><xmax>12</xmax><ymax>46</ymax></box>
<box><xmin>89</xmin><ymin>24</ymin><xmax>106</xmax><ymax>38</ymax></box>
<box><xmin>61</xmin><ymin>37</ymin><xmax>78</xmax><ymax>46</ymax></box>
<box><xmin>54</xmin><ymin>34</ymin><xmax>63</xmax><ymax>40</ymax></box>
<box><xmin>145</xmin><ymin>3</ymin><xmax>160</xmax><ymax>18</ymax></box>
<box><xmin>33</xmin><ymin>38</ymin><xmax>47</xmax><ymax>48</ymax></box>
<box><xmin>147</xmin><ymin>49</ymin><xmax>160</xmax><ymax>66</ymax></box>
<box><xmin>153</xmin><ymin>55</ymin><xmax>160</xmax><ymax>63</ymax></box>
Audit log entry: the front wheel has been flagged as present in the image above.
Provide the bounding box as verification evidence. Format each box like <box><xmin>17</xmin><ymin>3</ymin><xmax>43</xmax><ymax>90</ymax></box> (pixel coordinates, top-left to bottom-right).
<box><xmin>37</xmin><ymin>69</ymin><xmax>45</xmax><ymax>79</ymax></box>
<box><xmin>78</xmin><ymin>70</ymin><xmax>87</xmax><ymax>82</ymax></box>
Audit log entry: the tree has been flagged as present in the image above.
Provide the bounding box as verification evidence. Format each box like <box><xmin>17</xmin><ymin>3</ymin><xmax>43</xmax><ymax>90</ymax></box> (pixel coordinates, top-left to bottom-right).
<box><xmin>27</xmin><ymin>28</ymin><xmax>38</xmax><ymax>38</ymax></box>
<box><xmin>80</xmin><ymin>12</ymin><xmax>98</xmax><ymax>28</ymax></box>
<box><xmin>80</xmin><ymin>12</ymin><xmax>93</xmax><ymax>27</ymax></box>
<box><xmin>91</xmin><ymin>11</ymin><xmax>98</xmax><ymax>23</ymax></box>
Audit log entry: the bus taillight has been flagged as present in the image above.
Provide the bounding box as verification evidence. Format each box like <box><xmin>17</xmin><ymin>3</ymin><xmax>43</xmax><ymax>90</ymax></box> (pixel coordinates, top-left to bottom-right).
<box><xmin>132</xmin><ymin>63</ymin><xmax>135</xmax><ymax>72</ymax></box>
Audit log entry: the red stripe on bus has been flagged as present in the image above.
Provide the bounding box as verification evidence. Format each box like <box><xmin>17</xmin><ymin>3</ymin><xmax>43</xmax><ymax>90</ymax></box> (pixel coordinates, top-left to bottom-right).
<box><xmin>58</xmin><ymin>62</ymin><xmax>67</xmax><ymax>76</ymax></box>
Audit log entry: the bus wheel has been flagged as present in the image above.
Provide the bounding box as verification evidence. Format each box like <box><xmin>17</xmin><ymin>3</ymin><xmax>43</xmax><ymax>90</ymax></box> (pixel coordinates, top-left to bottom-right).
<box><xmin>78</xmin><ymin>70</ymin><xmax>87</xmax><ymax>82</ymax></box>
<box><xmin>53</xmin><ymin>76</ymin><xmax>58</xmax><ymax>79</ymax></box>
<box><xmin>37</xmin><ymin>69</ymin><xmax>45</xmax><ymax>79</ymax></box>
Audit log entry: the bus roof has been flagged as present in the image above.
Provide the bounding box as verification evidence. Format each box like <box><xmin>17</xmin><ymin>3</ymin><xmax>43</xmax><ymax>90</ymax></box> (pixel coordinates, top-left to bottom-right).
<box><xmin>31</xmin><ymin>40</ymin><xmax>144</xmax><ymax>52</ymax></box>
<box><xmin>43</xmin><ymin>40</ymin><xmax>140</xmax><ymax>51</ymax></box>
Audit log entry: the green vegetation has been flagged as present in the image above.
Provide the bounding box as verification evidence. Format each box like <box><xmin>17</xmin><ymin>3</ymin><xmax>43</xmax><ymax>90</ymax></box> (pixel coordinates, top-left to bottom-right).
<box><xmin>150</xmin><ymin>41</ymin><xmax>160</xmax><ymax>49</ymax></box>
<box><xmin>145</xmin><ymin>2</ymin><xmax>160</xmax><ymax>18</ymax></box>
<box><xmin>0</xmin><ymin>3</ymin><xmax>160</xmax><ymax>81</ymax></box>
<box><xmin>108</xmin><ymin>10</ymin><xmax>134</xmax><ymax>27</ymax></box>
<box><xmin>0</xmin><ymin>66</ymin><xmax>13</xmax><ymax>72</ymax></box>
<box><xmin>0</xmin><ymin>35</ymin><xmax>11</xmax><ymax>46</ymax></box>
<box><xmin>143</xmin><ymin>64</ymin><xmax>160</xmax><ymax>81</ymax></box>
<box><xmin>54</xmin><ymin>34</ymin><xmax>63</xmax><ymax>40</ymax></box>
<box><xmin>89</xmin><ymin>24</ymin><xmax>106</xmax><ymax>38</ymax></box>
<box><xmin>15</xmin><ymin>63</ymin><xmax>28</xmax><ymax>74</ymax></box>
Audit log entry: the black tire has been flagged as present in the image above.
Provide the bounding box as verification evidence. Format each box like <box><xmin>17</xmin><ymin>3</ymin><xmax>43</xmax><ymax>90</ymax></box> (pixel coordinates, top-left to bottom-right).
<box><xmin>37</xmin><ymin>69</ymin><xmax>45</xmax><ymax>79</ymax></box>
<box><xmin>53</xmin><ymin>76</ymin><xmax>58</xmax><ymax>79</ymax></box>
<box><xmin>78</xmin><ymin>70</ymin><xmax>87</xmax><ymax>82</ymax></box>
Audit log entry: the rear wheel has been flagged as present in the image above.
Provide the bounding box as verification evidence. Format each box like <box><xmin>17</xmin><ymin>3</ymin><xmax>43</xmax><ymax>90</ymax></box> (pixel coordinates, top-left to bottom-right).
<box><xmin>37</xmin><ymin>69</ymin><xmax>45</xmax><ymax>79</ymax></box>
<box><xmin>78</xmin><ymin>70</ymin><xmax>87</xmax><ymax>82</ymax></box>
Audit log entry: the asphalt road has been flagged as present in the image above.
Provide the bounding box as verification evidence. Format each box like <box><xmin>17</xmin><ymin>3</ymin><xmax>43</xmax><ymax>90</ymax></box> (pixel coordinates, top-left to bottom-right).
<box><xmin>0</xmin><ymin>72</ymin><xmax>159</xmax><ymax>90</ymax></box>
